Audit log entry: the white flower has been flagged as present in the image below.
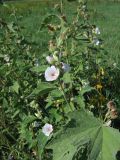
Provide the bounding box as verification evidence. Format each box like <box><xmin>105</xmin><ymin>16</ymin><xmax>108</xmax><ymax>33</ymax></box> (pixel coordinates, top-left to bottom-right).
<box><xmin>42</xmin><ymin>123</ymin><xmax>53</xmax><ymax>136</ymax></box>
<box><xmin>45</xmin><ymin>66</ymin><xmax>59</xmax><ymax>81</ymax></box>
<box><xmin>61</xmin><ymin>62</ymin><xmax>71</xmax><ymax>72</ymax></box>
<box><xmin>95</xmin><ymin>27</ymin><xmax>100</xmax><ymax>35</ymax></box>
<box><xmin>4</xmin><ymin>54</ymin><xmax>10</xmax><ymax>62</ymax></box>
<box><xmin>93</xmin><ymin>39</ymin><xmax>100</xmax><ymax>46</ymax></box>
<box><xmin>46</xmin><ymin>55</ymin><xmax>54</xmax><ymax>64</ymax></box>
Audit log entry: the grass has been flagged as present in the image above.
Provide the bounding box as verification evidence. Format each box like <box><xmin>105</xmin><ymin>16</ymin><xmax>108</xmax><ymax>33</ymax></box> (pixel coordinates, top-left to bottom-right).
<box><xmin>0</xmin><ymin>0</ymin><xmax>120</xmax><ymax>64</ymax></box>
<box><xmin>88</xmin><ymin>1</ymin><xmax>120</xmax><ymax>65</ymax></box>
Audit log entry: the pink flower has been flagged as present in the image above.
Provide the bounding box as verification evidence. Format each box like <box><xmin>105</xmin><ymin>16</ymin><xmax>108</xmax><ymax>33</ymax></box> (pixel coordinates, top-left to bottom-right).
<box><xmin>42</xmin><ymin>123</ymin><xmax>53</xmax><ymax>136</ymax></box>
<box><xmin>45</xmin><ymin>66</ymin><xmax>59</xmax><ymax>81</ymax></box>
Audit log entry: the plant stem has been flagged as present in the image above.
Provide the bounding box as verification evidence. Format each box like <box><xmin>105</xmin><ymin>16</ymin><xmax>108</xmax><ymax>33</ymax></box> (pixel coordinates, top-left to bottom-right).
<box><xmin>59</xmin><ymin>80</ymin><xmax>73</xmax><ymax>111</ymax></box>
<box><xmin>60</xmin><ymin>0</ymin><xmax>63</xmax><ymax>14</ymax></box>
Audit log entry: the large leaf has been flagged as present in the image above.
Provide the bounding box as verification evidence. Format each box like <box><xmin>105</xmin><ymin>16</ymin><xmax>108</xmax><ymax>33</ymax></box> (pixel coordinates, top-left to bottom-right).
<box><xmin>29</xmin><ymin>82</ymin><xmax>56</xmax><ymax>97</ymax></box>
<box><xmin>37</xmin><ymin>130</ymin><xmax>51</xmax><ymax>159</ymax></box>
<box><xmin>47</xmin><ymin>110</ymin><xmax>120</xmax><ymax>160</ymax></box>
<box><xmin>30</xmin><ymin>65</ymin><xmax>48</xmax><ymax>73</ymax></box>
<box><xmin>62</xmin><ymin>72</ymin><xmax>72</xmax><ymax>84</ymax></box>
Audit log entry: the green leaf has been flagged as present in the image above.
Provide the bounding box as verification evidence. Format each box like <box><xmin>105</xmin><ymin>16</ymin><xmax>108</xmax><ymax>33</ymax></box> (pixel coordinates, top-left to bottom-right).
<box><xmin>49</xmin><ymin>109</ymin><xmax>62</xmax><ymax>123</ymax></box>
<box><xmin>11</xmin><ymin>81</ymin><xmax>20</xmax><ymax>94</ymax></box>
<box><xmin>47</xmin><ymin>110</ymin><xmax>120</xmax><ymax>160</ymax></box>
<box><xmin>0</xmin><ymin>54</ymin><xmax>4</xmax><ymax>58</ymax></box>
<box><xmin>74</xmin><ymin>96</ymin><xmax>85</xmax><ymax>108</ymax></box>
<box><xmin>7</xmin><ymin>22</ymin><xmax>15</xmax><ymax>32</ymax></box>
<box><xmin>3</xmin><ymin>98</ymin><xmax>9</xmax><ymax>109</ymax></box>
<box><xmin>75</xmin><ymin>62</ymin><xmax>83</xmax><ymax>73</ymax></box>
<box><xmin>11</xmin><ymin>109</ymin><xmax>20</xmax><ymax>119</ymax></box>
<box><xmin>20</xmin><ymin>115</ymin><xmax>37</xmax><ymax>149</ymax></box>
<box><xmin>37</xmin><ymin>130</ymin><xmax>50</xmax><ymax>159</ymax></box>
<box><xmin>31</xmin><ymin>65</ymin><xmax>48</xmax><ymax>73</ymax></box>
<box><xmin>80</xmin><ymin>86</ymin><xmax>94</xmax><ymax>96</ymax></box>
<box><xmin>95</xmin><ymin>126</ymin><xmax>120</xmax><ymax>160</ymax></box>
<box><xmin>30</xmin><ymin>82</ymin><xmax>56</xmax><ymax>96</ymax></box>
<box><xmin>50</xmin><ymin>89</ymin><xmax>63</xmax><ymax>98</ymax></box>
<box><xmin>62</xmin><ymin>73</ymin><xmax>71</xmax><ymax>84</ymax></box>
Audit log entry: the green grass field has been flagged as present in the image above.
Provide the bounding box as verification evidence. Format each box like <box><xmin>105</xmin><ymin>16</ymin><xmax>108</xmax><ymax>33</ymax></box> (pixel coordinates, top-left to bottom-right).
<box><xmin>0</xmin><ymin>0</ymin><xmax>120</xmax><ymax>64</ymax></box>
<box><xmin>89</xmin><ymin>1</ymin><xmax>120</xmax><ymax>65</ymax></box>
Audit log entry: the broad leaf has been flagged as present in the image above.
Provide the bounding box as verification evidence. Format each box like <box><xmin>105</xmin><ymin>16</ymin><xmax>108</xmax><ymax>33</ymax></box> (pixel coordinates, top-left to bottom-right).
<box><xmin>62</xmin><ymin>73</ymin><xmax>71</xmax><ymax>84</ymax></box>
<box><xmin>74</xmin><ymin>95</ymin><xmax>85</xmax><ymax>108</ymax></box>
<box><xmin>30</xmin><ymin>82</ymin><xmax>56</xmax><ymax>96</ymax></box>
<box><xmin>47</xmin><ymin>110</ymin><xmax>120</xmax><ymax>160</ymax></box>
<box><xmin>50</xmin><ymin>89</ymin><xmax>63</xmax><ymax>98</ymax></box>
<box><xmin>80</xmin><ymin>86</ymin><xmax>94</xmax><ymax>96</ymax></box>
<box><xmin>31</xmin><ymin>65</ymin><xmax>48</xmax><ymax>73</ymax></box>
<box><xmin>37</xmin><ymin>130</ymin><xmax>50</xmax><ymax>159</ymax></box>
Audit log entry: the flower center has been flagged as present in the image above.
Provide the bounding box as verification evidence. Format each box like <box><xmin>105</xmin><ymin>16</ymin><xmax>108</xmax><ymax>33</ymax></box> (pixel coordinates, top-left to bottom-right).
<box><xmin>47</xmin><ymin>127</ymin><xmax>51</xmax><ymax>132</ymax></box>
<box><xmin>51</xmin><ymin>73</ymin><xmax>55</xmax><ymax>77</ymax></box>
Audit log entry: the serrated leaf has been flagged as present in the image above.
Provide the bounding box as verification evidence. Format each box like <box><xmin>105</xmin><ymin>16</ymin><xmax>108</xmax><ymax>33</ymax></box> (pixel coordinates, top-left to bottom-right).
<box><xmin>37</xmin><ymin>130</ymin><xmax>51</xmax><ymax>159</ymax></box>
<box><xmin>47</xmin><ymin>110</ymin><xmax>120</xmax><ymax>160</ymax></box>
<box><xmin>49</xmin><ymin>109</ymin><xmax>62</xmax><ymax>123</ymax></box>
<box><xmin>80</xmin><ymin>86</ymin><xmax>94</xmax><ymax>96</ymax></box>
<box><xmin>20</xmin><ymin>115</ymin><xmax>37</xmax><ymax>149</ymax></box>
<box><xmin>50</xmin><ymin>89</ymin><xmax>63</xmax><ymax>98</ymax></box>
<box><xmin>30</xmin><ymin>82</ymin><xmax>56</xmax><ymax>96</ymax></box>
<box><xmin>31</xmin><ymin>65</ymin><xmax>48</xmax><ymax>73</ymax></box>
<box><xmin>75</xmin><ymin>96</ymin><xmax>85</xmax><ymax>108</ymax></box>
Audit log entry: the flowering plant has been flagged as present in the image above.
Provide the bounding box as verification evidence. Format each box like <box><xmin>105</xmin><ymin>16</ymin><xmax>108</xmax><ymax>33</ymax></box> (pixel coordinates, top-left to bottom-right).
<box><xmin>0</xmin><ymin>0</ymin><xmax>120</xmax><ymax>160</ymax></box>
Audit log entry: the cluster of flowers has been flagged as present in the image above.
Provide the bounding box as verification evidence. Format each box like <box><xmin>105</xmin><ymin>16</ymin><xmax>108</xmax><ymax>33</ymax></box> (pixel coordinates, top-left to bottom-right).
<box><xmin>45</xmin><ymin>53</ymin><xmax>71</xmax><ymax>81</ymax></box>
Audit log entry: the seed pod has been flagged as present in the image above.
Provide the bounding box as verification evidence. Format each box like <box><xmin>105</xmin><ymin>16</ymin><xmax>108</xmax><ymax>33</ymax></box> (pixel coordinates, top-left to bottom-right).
<box><xmin>107</xmin><ymin>101</ymin><xmax>116</xmax><ymax>110</ymax></box>
<box><xmin>110</xmin><ymin>109</ymin><xmax>118</xmax><ymax>119</ymax></box>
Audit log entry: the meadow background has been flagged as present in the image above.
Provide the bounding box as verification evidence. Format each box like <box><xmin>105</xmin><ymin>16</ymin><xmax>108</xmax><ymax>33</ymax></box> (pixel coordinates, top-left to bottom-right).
<box><xmin>0</xmin><ymin>0</ymin><xmax>120</xmax><ymax>64</ymax></box>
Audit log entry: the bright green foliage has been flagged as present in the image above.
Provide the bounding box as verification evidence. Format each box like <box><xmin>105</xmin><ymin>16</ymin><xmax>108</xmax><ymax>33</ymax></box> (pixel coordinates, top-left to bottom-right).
<box><xmin>11</xmin><ymin>81</ymin><xmax>20</xmax><ymax>94</ymax></box>
<box><xmin>47</xmin><ymin>110</ymin><xmax>120</xmax><ymax>160</ymax></box>
<box><xmin>30</xmin><ymin>82</ymin><xmax>56</xmax><ymax>96</ymax></box>
<box><xmin>37</xmin><ymin>130</ymin><xmax>51</xmax><ymax>159</ymax></box>
<box><xmin>98</xmin><ymin>127</ymin><xmax>120</xmax><ymax>160</ymax></box>
<box><xmin>20</xmin><ymin>115</ymin><xmax>37</xmax><ymax>149</ymax></box>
